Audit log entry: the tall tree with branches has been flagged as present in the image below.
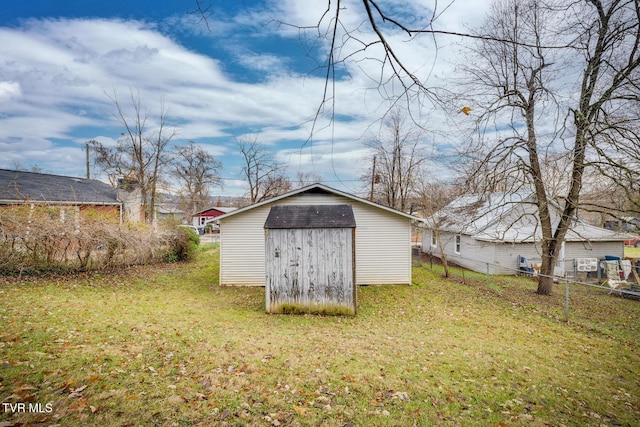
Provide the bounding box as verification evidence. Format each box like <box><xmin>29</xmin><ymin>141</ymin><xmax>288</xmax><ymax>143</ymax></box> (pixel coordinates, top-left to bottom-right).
<box><xmin>365</xmin><ymin>108</ymin><xmax>428</xmax><ymax>211</ymax></box>
<box><xmin>172</xmin><ymin>142</ymin><xmax>223</xmax><ymax>217</ymax></box>
<box><xmin>461</xmin><ymin>0</ymin><xmax>640</xmax><ymax>295</ymax></box>
<box><xmin>91</xmin><ymin>90</ymin><xmax>176</xmax><ymax>223</ymax></box>
<box><xmin>236</xmin><ymin>136</ymin><xmax>290</xmax><ymax>203</ymax></box>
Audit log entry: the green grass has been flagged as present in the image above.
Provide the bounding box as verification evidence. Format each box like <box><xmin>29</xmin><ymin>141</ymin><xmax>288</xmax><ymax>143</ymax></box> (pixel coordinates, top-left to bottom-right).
<box><xmin>625</xmin><ymin>246</ymin><xmax>640</xmax><ymax>258</ymax></box>
<box><xmin>1</xmin><ymin>243</ymin><xmax>638</xmax><ymax>426</ymax></box>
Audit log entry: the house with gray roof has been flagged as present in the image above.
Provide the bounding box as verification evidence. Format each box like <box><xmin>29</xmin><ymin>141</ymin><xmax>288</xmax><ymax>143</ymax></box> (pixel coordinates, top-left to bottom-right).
<box><xmin>421</xmin><ymin>191</ymin><xmax>627</xmax><ymax>276</ymax></box>
<box><xmin>0</xmin><ymin>169</ymin><xmax>141</xmax><ymax>223</ymax></box>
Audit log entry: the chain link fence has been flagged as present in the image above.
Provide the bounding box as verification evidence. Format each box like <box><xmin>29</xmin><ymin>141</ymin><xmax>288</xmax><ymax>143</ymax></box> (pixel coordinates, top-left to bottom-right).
<box><xmin>413</xmin><ymin>247</ymin><xmax>639</xmax><ymax>323</ymax></box>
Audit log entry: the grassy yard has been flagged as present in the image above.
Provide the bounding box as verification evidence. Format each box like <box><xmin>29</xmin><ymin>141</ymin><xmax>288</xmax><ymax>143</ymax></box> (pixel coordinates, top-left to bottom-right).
<box><xmin>1</xmin><ymin>244</ymin><xmax>638</xmax><ymax>426</ymax></box>
<box><xmin>625</xmin><ymin>246</ymin><xmax>640</xmax><ymax>258</ymax></box>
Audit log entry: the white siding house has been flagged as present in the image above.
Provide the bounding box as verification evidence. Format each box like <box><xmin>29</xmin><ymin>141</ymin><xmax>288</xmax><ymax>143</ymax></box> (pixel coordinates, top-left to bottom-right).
<box><xmin>422</xmin><ymin>192</ymin><xmax>627</xmax><ymax>276</ymax></box>
<box><xmin>217</xmin><ymin>184</ymin><xmax>415</xmax><ymax>286</ymax></box>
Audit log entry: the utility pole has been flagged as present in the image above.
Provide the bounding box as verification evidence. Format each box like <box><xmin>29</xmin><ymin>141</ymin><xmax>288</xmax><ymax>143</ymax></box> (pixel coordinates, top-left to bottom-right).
<box><xmin>369</xmin><ymin>155</ymin><xmax>377</xmax><ymax>201</ymax></box>
<box><xmin>85</xmin><ymin>141</ymin><xmax>91</xmax><ymax>179</ymax></box>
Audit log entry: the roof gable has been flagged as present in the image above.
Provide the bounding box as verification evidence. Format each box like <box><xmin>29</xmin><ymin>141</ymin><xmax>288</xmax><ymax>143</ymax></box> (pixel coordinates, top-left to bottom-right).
<box><xmin>0</xmin><ymin>169</ymin><xmax>119</xmax><ymax>205</ymax></box>
<box><xmin>216</xmin><ymin>183</ymin><xmax>418</xmax><ymax>221</ymax></box>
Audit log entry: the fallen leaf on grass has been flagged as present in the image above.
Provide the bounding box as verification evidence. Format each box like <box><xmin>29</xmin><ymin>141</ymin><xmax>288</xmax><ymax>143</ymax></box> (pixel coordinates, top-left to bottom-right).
<box><xmin>165</xmin><ymin>394</ymin><xmax>186</xmax><ymax>406</ymax></box>
<box><xmin>69</xmin><ymin>385</ymin><xmax>88</xmax><ymax>398</ymax></box>
<box><xmin>392</xmin><ymin>391</ymin><xmax>410</xmax><ymax>401</ymax></box>
<box><xmin>68</xmin><ymin>397</ymin><xmax>89</xmax><ymax>413</ymax></box>
<box><xmin>13</xmin><ymin>384</ymin><xmax>38</xmax><ymax>393</ymax></box>
<box><xmin>342</xmin><ymin>374</ymin><xmax>355</xmax><ymax>383</ymax></box>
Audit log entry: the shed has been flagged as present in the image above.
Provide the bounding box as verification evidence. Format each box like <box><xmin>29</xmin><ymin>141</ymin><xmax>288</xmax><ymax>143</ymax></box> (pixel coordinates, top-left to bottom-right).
<box><xmin>264</xmin><ymin>204</ymin><xmax>356</xmax><ymax>315</ymax></box>
<box><xmin>216</xmin><ymin>183</ymin><xmax>417</xmax><ymax>286</ymax></box>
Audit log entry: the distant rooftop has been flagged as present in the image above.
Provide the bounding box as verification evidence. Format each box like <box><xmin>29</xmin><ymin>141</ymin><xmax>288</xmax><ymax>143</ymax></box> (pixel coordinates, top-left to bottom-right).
<box><xmin>0</xmin><ymin>169</ymin><xmax>119</xmax><ymax>204</ymax></box>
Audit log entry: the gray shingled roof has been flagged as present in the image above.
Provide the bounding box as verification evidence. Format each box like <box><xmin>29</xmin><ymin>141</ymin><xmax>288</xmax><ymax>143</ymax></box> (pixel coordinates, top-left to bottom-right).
<box><xmin>0</xmin><ymin>169</ymin><xmax>120</xmax><ymax>204</ymax></box>
<box><xmin>264</xmin><ymin>204</ymin><xmax>356</xmax><ymax>229</ymax></box>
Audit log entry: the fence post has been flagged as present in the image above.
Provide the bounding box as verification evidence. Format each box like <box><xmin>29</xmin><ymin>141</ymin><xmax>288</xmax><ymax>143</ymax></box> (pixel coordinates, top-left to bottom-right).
<box><xmin>565</xmin><ymin>278</ymin><xmax>570</xmax><ymax>322</ymax></box>
<box><xmin>486</xmin><ymin>263</ymin><xmax>489</xmax><ymax>284</ymax></box>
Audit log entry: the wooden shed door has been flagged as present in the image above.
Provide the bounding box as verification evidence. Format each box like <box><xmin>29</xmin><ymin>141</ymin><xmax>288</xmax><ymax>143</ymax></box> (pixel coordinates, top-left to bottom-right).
<box><xmin>265</xmin><ymin>228</ymin><xmax>355</xmax><ymax>314</ymax></box>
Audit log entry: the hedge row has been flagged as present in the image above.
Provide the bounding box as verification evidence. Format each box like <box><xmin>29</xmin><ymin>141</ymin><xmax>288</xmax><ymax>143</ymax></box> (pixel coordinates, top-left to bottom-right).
<box><xmin>0</xmin><ymin>206</ymin><xmax>198</xmax><ymax>274</ymax></box>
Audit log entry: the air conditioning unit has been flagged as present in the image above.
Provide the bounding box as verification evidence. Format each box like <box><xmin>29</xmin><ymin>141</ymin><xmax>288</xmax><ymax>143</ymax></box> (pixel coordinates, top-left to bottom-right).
<box><xmin>575</xmin><ymin>258</ymin><xmax>598</xmax><ymax>272</ymax></box>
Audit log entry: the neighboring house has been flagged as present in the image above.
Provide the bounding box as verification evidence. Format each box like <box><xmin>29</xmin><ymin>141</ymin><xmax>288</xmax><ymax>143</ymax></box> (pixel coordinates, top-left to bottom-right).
<box><xmin>604</xmin><ymin>217</ymin><xmax>640</xmax><ymax>233</ymax></box>
<box><xmin>0</xmin><ymin>169</ymin><xmax>142</xmax><ymax>223</ymax></box>
<box><xmin>156</xmin><ymin>204</ymin><xmax>187</xmax><ymax>223</ymax></box>
<box><xmin>422</xmin><ymin>192</ymin><xmax>627</xmax><ymax>276</ymax></box>
<box><xmin>216</xmin><ymin>183</ymin><xmax>417</xmax><ymax>286</ymax></box>
<box><xmin>192</xmin><ymin>206</ymin><xmax>237</xmax><ymax>227</ymax></box>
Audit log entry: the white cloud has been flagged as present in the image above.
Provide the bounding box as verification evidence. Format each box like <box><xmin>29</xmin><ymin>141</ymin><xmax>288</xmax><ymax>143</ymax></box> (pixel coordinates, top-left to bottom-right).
<box><xmin>0</xmin><ymin>81</ymin><xmax>21</xmax><ymax>103</ymax></box>
<box><xmin>0</xmin><ymin>2</ymin><xmax>494</xmax><ymax>195</ymax></box>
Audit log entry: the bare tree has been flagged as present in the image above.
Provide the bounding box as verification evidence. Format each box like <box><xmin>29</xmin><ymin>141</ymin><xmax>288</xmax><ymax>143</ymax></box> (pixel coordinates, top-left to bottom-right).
<box><xmin>236</xmin><ymin>136</ymin><xmax>290</xmax><ymax>203</ymax></box>
<box><xmin>261</xmin><ymin>176</ymin><xmax>293</xmax><ymax>200</ymax></box>
<box><xmin>461</xmin><ymin>0</ymin><xmax>640</xmax><ymax>295</ymax></box>
<box><xmin>11</xmin><ymin>161</ymin><xmax>44</xmax><ymax>173</ymax></box>
<box><xmin>294</xmin><ymin>171</ymin><xmax>323</xmax><ymax>188</ymax></box>
<box><xmin>365</xmin><ymin>109</ymin><xmax>428</xmax><ymax>212</ymax></box>
<box><xmin>172</xmin><ymin>142</ymin><xmax>223</xmax><ymax>217</ymax></box>
<box><xmin>416</xmin><ymin>179</ymin><xmax>456</xmax><ymax>277</ymax></box>
<box><xmin>91</xmin><ymin>89</ymin><xmax>176</xmax><ymax>223</ymax></box>
<box><xmin>287</xmin><ymin>1</ymin><xmax>450</xmax><ymax>133</ymax></box>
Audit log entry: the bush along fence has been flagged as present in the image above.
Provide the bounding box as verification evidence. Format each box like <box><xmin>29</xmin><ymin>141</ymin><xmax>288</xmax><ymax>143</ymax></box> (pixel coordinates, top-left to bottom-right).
<box><xmin>0</xmin><ymin>205</ymin><xmax>197</xmax><ymax>275</ymax></box>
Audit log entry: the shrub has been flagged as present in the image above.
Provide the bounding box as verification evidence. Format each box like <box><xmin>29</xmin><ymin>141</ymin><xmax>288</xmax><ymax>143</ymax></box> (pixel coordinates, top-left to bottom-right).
<box><xmin>164</xmin><ymin>226</ymin><xmax>200</xmax><ymax>262</ymax></box>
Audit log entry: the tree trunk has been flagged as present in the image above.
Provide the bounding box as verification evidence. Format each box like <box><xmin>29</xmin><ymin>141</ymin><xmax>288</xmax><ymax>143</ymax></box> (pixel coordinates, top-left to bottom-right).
<box><xmin>537</xmin><ymin>251</ymin><xmax>555</xmax><ymax>295</ymax></box>
<box><xmin>437</xmin><ymin>233</ymin><xmax>450</xmax><ymax>278</ymax></box>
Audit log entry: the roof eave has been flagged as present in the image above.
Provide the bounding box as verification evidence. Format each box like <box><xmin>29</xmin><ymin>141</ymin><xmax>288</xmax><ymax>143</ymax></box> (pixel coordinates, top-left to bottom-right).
<box><xmin>0</xmin><ymin>199</ymin><xmax>122</xmax><ymax>206</ymax></box>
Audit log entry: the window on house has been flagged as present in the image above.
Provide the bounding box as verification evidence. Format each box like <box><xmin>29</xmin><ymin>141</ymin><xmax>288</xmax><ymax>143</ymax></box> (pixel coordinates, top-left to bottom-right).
<box><xmin>431</xmin><ymin>232</ymin><xmax>437</xmax><ymax>247</ymax></box>
<box><xmin>454</xmin><ymin>234</ymin><xmax>461</xmax><ymax>254</ymax></box>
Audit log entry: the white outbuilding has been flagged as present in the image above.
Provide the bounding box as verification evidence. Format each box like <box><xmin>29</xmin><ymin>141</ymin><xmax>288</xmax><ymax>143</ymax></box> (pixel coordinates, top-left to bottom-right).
<box><xmin>216</xmin><ymin>183</ymin><xmax>416</xmax><ymax>286</ymax></box>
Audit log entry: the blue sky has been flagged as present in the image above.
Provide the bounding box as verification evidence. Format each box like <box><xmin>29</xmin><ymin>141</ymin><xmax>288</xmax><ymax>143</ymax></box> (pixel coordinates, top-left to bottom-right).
<box><xmin>0</xmin><ymin>0</ymin><xmax>489</xmax><ymax>197</ymax></box>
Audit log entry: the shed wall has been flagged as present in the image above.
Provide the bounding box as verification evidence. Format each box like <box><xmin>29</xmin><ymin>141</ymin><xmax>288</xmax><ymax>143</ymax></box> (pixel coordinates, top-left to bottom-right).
<box><xmin>219</xmin><ymin>192</ymin><xmax>411</xmax><ymax>286</ymax></box>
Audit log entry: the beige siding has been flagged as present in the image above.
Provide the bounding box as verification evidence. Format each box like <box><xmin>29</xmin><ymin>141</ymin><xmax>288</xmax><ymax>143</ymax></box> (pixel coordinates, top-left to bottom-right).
<box><xmin>220</xmin><ymin>192</ymin><xmax>412</xmax><ymax>286</ymax></box>
<box><xmin>219</xmin><ymin>204</ymin><xmax>271</xmax><ymax>286</ymax></box>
